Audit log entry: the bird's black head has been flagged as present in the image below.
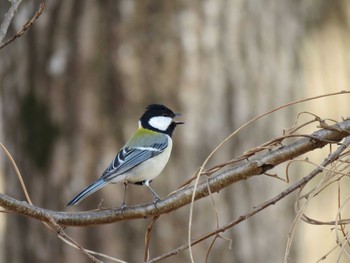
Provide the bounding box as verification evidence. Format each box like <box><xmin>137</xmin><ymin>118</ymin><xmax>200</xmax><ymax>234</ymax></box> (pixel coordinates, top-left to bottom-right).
<box><xmin>140</xmin><ymin>104</ymin><xmax>184</xmax><ymax>136</ymax></box>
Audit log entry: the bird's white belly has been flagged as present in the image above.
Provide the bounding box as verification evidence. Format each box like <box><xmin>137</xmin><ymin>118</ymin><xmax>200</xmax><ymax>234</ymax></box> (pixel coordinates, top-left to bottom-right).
<box><xmin>121</xmin><ymin>137</ymin><xmax>173</xmax><ymax>183</ymax></box>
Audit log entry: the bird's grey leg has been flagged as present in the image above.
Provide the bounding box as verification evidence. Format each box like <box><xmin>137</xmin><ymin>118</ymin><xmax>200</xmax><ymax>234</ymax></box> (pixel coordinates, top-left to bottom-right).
<box><xmin>144</xmin><ymin>180</ymin><xmax>160</xmax><ymax>201</ymax></box>
<box><xmin>121</xmin><ymin>182</ymin><xmax>128</xmax><ymax>208</ymax></box>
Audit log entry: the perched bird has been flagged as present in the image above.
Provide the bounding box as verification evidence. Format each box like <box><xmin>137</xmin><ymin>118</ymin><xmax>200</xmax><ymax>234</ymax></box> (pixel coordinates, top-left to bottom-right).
<box><xmin>67</xmin><ymin>104</ymin><xmax>183</xmax><ymax>207</ymax></box>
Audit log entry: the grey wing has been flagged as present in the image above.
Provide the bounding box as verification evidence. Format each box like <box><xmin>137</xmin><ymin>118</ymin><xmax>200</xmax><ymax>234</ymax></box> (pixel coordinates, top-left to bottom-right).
<box><xmin>100</xmin><ymin>140</ymin><xmax>168</xmax><ymax>181</ymax></box>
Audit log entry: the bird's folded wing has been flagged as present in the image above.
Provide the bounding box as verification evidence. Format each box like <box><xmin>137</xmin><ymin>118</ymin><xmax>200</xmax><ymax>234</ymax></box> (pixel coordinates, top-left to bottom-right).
<box><xmin>101</xmin><ymin>133</ymin><xmax>168</xmax><ymax>180</ymax></box>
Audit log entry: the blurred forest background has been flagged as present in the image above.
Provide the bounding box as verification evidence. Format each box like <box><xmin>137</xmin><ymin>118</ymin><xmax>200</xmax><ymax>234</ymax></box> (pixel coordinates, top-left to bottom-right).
<box><xmin>0</xmin><ymin>0</ymin><xmax>350</xmax><ymax>262</ymax></box>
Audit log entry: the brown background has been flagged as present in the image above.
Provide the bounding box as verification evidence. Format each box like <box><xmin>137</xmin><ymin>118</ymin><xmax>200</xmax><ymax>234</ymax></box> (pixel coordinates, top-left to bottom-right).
<box><xmin>1</xmin><ymin>0</ymin><xmax>350</xmax><ymax>262</ymax></box>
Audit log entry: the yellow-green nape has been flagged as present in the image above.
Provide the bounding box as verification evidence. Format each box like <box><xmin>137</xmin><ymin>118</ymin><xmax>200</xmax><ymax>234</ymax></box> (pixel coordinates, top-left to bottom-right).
<box><xmin>125</xmin><ymin>127</ymin><xmax>160</xmax><ymax>146</ymax></box>
<box><xmin>135</xmin><ymin>127</ymin><xmax>159</xmax><ymax>136</ymax></box>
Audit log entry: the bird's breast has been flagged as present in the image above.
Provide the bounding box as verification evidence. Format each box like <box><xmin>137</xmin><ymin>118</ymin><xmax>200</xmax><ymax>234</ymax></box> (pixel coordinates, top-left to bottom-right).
<box><xmin>124</xmin><ymin>136</ymin><xmax>173</xmax><ymax>183</ymax></box>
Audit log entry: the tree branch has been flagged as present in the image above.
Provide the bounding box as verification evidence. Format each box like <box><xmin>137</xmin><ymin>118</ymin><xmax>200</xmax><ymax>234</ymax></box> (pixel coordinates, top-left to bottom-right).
<box><xmin>0</xmin><ymin>119</ymin><xmax>350</xmax><ymax>226</ymax></box>
<box><xmin>0</xmin><ymin>3</ymin><xmax>45</xmax><ymax>50</ymax></box>
<box><xmin>0</xmin><ymin>0</ymin><xmax>22</xmax><ymax>43</ymax></box>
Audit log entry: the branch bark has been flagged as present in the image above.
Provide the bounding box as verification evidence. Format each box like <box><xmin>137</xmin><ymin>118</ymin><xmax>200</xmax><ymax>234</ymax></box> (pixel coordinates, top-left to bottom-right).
<box><xmin>0</xmin><ymin>0</ymin><xmax>22</xmax><ymax>43</ymax></box>
<box><xmin>1</xmin><ymin>119</ymin><xmax>350</xmax><ymax>226</ymax></box>
<box><xmin>0</xmin><ymin>3</ymin><xmax>45</xmax><ymax>50</ymax></box>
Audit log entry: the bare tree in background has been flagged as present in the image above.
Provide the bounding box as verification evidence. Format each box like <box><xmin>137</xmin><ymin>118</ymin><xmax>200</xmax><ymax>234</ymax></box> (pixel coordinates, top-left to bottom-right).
<box><xmin>1</xmin><ymin>0</ymin><xmax>349</xmax><ymax>262</ymax></box>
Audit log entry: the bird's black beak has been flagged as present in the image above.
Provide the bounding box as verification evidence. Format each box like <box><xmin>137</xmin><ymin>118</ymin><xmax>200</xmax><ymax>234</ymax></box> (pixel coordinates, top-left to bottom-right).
<box><xmin>174</xmin><ymin>121</ymin><xmax>185</xmax><ymax>125</ymax></box>
<box><xmin>174</xmin><ymin>113</ymin><xmax>184</xmax><ymax>125</ymax></box>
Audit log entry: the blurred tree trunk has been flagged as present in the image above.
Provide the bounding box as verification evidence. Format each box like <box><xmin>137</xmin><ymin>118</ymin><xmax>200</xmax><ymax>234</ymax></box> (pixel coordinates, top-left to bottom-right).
<box><xmin>0</xmin><ymin>0</ymin><xmax>341</xmax><ymax>262</ymax></box>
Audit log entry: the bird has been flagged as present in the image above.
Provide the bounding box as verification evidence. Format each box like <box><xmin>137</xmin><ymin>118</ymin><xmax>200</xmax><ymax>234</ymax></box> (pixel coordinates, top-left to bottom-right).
<box><xmin>67</xmin><ymin>104</ymin><xmax>184</xmax><ymax>207</ymax></box>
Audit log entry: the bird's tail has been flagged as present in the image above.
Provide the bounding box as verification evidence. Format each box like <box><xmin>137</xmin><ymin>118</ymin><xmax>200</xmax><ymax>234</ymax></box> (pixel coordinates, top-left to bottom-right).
<box><xmin>67</xmin><ymin>179</ymin><xmax>108</xmax><ymax>206</ymax></box>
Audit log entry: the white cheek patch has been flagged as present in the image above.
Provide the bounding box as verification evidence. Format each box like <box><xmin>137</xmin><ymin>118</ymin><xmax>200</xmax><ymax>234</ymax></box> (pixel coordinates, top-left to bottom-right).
<box><xmin>149</xmin><ymin>116</ymin><xmax>172</xmax><ymax>131</ymax></box>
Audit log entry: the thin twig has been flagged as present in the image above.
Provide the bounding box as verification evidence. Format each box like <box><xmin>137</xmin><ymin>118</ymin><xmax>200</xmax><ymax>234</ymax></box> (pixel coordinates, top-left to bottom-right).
<box><xmin>144</xmin><ymin>216</ymin><xmax>160</xmax><ymax>262</ymax></box>
<box><xmin>0</xmin><ymin>0</ymin><xmax>22</xmax><ymax>43</ymax></box>
<box><xmin>0</xmin><ymin>3</ymin><xmax>45</xmax><ymax>50</ymax></box>
<box><xmin>204</xmin><ymin>175</ymin><xmax>222</xmax><ymax>262</ymax></box>
<box><xmin>335</xmin><ymin>196</ymin><xmax>350</xmax><ymax>257</ymax></box>
<box><xmin>0</xmin><ymin>143</ymin><xmax>32</xmax><ymax>204</ymax></box>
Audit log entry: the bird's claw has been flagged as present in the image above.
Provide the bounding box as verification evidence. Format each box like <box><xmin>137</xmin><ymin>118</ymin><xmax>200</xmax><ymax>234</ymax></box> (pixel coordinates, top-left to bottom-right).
<box><xmin>153</xmin><ymin>196</ymin><xmax>161</xmax><ymax>203</ymax></box>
